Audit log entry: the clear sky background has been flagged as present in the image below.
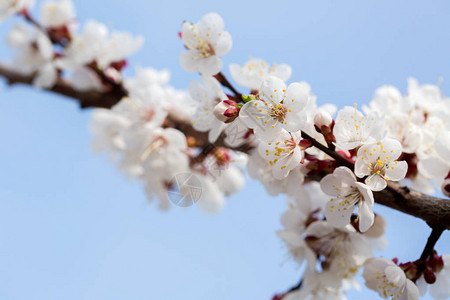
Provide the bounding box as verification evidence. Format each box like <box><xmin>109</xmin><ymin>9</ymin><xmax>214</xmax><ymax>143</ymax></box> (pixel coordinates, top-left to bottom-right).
<box><xmin>0</xmin><ymin>1</ymin><xmax>449</xmax><ymax>299</ymax></box>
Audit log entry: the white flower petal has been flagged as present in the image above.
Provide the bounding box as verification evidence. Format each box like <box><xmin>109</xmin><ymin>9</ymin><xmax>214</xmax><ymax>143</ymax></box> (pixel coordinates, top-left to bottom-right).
<box><xmin>418</xmin><ymin>156</ymin><xmax>449</xmax><ymax>179</ymax></box>
<box><xmin>435</xmin><ymin>130</ymin><xmax>450</xmax><ymax>161</ymax></box>
<box><xmin>385</xmin><ymin>160</ymin><xmax>408</xmax><ymax>181</ymax></box>
<box><xmin>272</xmin><ymin>148</ymin><xmax>302</xmax><ymax>179</ymax></box>
<box><xmin>214</xmin><ymin>31</ymin><xmax>232</xmax><ymax>57</ymax></box>
<box><xmin>320</xmin><ymin>174</ymin><xmax>343</xmax><ymax>196</ymax></box>
<box><xmin>334</xmin><ymin>166</ymin><xmax>358</xmax><ymax>183</ymax></box>
<box><xmin>259</xmin><ymin>76</ymin><xmax>286</xmax><ymax>104</ymax></box>
<box><xmin>365</xmin><ymin>174</ymin><xmax>387</xmax><ymax>191</ymax></box>
<box><xmin>284</xmin><ymin>110</ymin><xmax>306</xmax><ymax>133</ymax></box>
<box><xmin>404</xmin><ymin>278</ymin><xmax>420</xmax><ymax>300</ymax></box>
<box><xmin>198</xmin><ymin>55</ymin><xmax>222</xmax><ymax>75</ymax></box>
<box><xmin>284</xmin><ymin>82</ymin><xmax>310</xmax><ymax>111</ymax></box>
<box><xmin>355</xmin><ymin>182</ymin><xmax>374</xmax><ymax>206</ymax></box>
<box><xmin>380</xmin><ymin>138</ymin><xmax>403</xmax><ymax>161</ymax></box>
<box><xmin>324</xmin><ymin>199</ymin><xmax>354</xmax><ymax>228</ymax></box>
<box><xmin>358</xmin><ymin>201</ymin><xmax>374</xmax><ymax>232</ymax></box>
<box><xmin>180</xmin><ymin>49</ymin><xmax>201</xmax><ymax>73</ymax></box>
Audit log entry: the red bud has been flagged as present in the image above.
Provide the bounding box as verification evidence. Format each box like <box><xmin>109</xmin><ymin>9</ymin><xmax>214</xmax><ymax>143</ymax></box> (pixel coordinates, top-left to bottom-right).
<box><xmin>424</xmin><ymin>267</ymin><xmax>436</xmax><ymax>284</ymax></box>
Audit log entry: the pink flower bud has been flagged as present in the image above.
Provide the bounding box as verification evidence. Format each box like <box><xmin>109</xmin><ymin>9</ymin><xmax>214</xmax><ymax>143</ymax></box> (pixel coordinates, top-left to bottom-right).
<box><xmin>313</xmin><ymin>110</ymin><xmax>336</xmax><ymax>148</ymax></box>
<box><xmin>213</xmin><ymin>100</ymin><xmax>239</xmax><ymax>123</ymax></box>
<box><xmin>424</xmin><ymin>267</ymin><xmax>436</xmax><ymax>284</ymax></box>
<box><xmin>314</xmin><ymin>110</ymin><xmax>333</xmax><ymax>128</ymax></box>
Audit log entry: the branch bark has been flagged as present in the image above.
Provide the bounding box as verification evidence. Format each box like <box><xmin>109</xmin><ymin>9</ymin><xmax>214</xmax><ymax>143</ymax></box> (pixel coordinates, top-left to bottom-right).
<box><xmin>0</xmin><ymin>64</ymin><xmax>125</xmax><ymax>108</ymax></box>
<box><xmin>0</xmin><ymin>63</ymin><xmax>449</xmax><ymax>230</ymax></box>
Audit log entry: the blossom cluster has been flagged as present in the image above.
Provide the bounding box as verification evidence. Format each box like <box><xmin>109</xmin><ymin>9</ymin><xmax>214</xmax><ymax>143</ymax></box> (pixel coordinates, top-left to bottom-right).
<box><xmin>3</xmin><ymin>3</ymin><xmax>246</xmax><ymax>212</ymax></box>
<box><xmin>176</xmin><ymin>12</ymin><xmax>449</xmax><ymax>300</ymax></box>
<box><xmin>2</xmin><ymin>4</ymin><xmax>449</xmax><ymax>300</ymax></box>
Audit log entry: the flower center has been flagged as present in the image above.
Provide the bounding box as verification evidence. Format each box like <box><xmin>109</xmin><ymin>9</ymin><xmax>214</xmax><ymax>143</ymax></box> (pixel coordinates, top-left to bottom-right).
<box><xmin>369</xmin><ymin>158</ymin><xmax>387</xmax><ymax>176</ymax></box>
<box><xmin>330</xmin><ymin>188</ymin><xmax>361</xmax><ymax>213</ymax></box>
<box><xmin>270</xmin><ymin>104</ymin><xmax>287</xmax><ymax>122</ymax></box>
<box><xmin>191</xmin><ymin>35</ymin><xmax>214</xmax><ymax>58</ymax></box>
<box><xmin>376</xmin><ymin>273</ymin><xmax>402</xmax><ymax>299</ymax></box>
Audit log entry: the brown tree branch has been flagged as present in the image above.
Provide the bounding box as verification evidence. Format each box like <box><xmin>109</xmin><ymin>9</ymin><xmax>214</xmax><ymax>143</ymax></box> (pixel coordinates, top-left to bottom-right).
<box><xmin>419</xmin><ymin>228</ymin><xmax>444</xmax><ymax>261</ymax></box>
<box><xmin>374</xmin><ymin>184</ymin><xmax>450</xmax><ymax>229</ymax></box>
<box><xmin>0</xmin><ymin>64</ymin><xmax>124</xmax><ymax>108</ymax></box>
<box><xmin>0</xmin><ymin>63</ymin><xmax>449</xmax><ymax>230</ymax></box>
<box><xmin>300</xmin><ymin>131</ymin><xmax>353</xmax><ymax>169</ymax></box>
<box><xmin>215</xmin><ymin>72</ymin><xmax>242</xmax><ymax>99</ymax></box>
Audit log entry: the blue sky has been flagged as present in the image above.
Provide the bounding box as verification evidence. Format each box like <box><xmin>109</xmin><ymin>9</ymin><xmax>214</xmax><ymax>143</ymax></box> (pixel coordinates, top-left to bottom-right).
<box><xmin>0</xmin><ymin>0</ymin><xmax>449</xmax><ymax>299</ymax></box>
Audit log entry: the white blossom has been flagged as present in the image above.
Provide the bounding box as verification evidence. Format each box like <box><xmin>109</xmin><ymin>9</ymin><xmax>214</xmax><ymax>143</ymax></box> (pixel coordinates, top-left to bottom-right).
<box><xmin>364</xmin><ymin>85</ymin><xmax>403</xmax><ymax>115</ymax></box>
<box><xmin>247</xmin><ymin>148</ymin><xmax>289</xmax><ymax>196</ymax></box>
<box><xmin>417</xmin><ymin>129</ymin><xmax>450</xmax><ymax>194</ymax></box>
<box><xmin>70</xmin><ymin>66</ymin><xmax>103</xmax><ymax>91</ymax></box>
<box><xmin>90</xmin><ymin>108</ymin><xmax>130</xmax><ymax>157</ymax></box>
<box><xmin>363</xmin><ymin>257</ymin><xmax>419</xmax><ymax>300</ymax></box>
<box><xmin>406</xmin><ymin>78</ymin><xmax>449</xmax><ymax>120</ymax></box>
<box><xmin>180</xmin><ymin>12</ymin><xmax>232</xmax><ymax>75</ymax></box>
<box><xmin>305</xmin><ymin>221</ymin><xmax>373</xmax><ymax>279</ymax></box>
<box><xmin>189</xmin><ymin>75</ymin><xmax>227</xmax><ymax>143</ymax></box>
<box><xmin>278</xmin><ymin>186</ymin><xmax>321</xmax><ymax>269</ymax></box>
<box><xmin>96</xmin><ymin>31</ymin><xmax>144</xmax><ymax>69</ymax></box>
<box><xmin>121</xmin><ymin>126</ymin><xmax>188</xmax><ymax>179</ymax></box>
<box><xmin>334</xmin><ymin>105</ymin><xmax>386</xmax><ymax>151</ymax></box>
<box><xmin>195</xmin><ymin>175</ymin><xmax>225</xmax><ymax>213</ymax></box>
<box><xmin>7</xmin><ymin>25</ymin><xmax>58</xmax><ymax>88</ymax></box>
<box><xmin>384</xmin><ymin>112</ymin><xmax>423</xmax><ymax>154</ymax></box>
<box><xmin>40</xmin><ymin>0</ymin><xmax>75</xmax><ymax>28</ymax></box>
<box><xmin>239</xmin><ymin>76</ymin><xmax>310</xmax><ymax>141</ymax></box>
<box><xmin>163</xmin><ymin>87</ymin><xmax>196</xmax><ymax>122</ymax></box>
<box><xmin>229</xmin><ymin>57</ymin><xmax>291</xmax><ymax>90</ymax></box>
<box><xmin>56</xmin><ymin>20</ymin><xmax>143</xmax><ymax>70</ymax></box>
<box><xmin>56</xmin><ymin>20</ymin><xmax>108</xmax><ymax>68</ymax></box>
<box><xmin>355</xmin><ymin>138</ymin><xmax>408</xmax><ymax>191</ymax></box>
<box><xmin>113</xmin><ymin>95</ymin><xmax>167</xmax><ymax>127</ymax></box>
<box><xmin>284</xmin><ymin>269</ymin><xmax>351</xmax><ymax>300</ymax></box>
<box><xmin>258</xmin><ymin>129</ymin><xmax>304</xmax><ymax>179</ymax></box>
<box><xmin>190</xmin><ymin>149</ymin><xmax>246</xmax><ymax>213</ymax></box>
<box><xmin>0</xmin><ymin>0</ymin><xmax>33</xmax><ymax>22</ymax></box>
<box><xmin>320</xmin><ymin>166</ymin><xmax>375</xmax><ymax>232</ymax></box>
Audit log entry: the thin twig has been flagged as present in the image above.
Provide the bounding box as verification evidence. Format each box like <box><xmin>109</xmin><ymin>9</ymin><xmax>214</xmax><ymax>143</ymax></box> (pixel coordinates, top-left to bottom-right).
<box><xmin>300</xmin><ymin>131</ymin><xmax>354</xmax><ymax>170</ymax></box>
<box><xmin>216</xmin><ymin>72</ymin><xmax>242</xmax><ymax>99</ymax></box>
<box><xmin>419</xmin><ymin>228</ymin><xmax>444</xmax><ymax>261</ymax></box>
